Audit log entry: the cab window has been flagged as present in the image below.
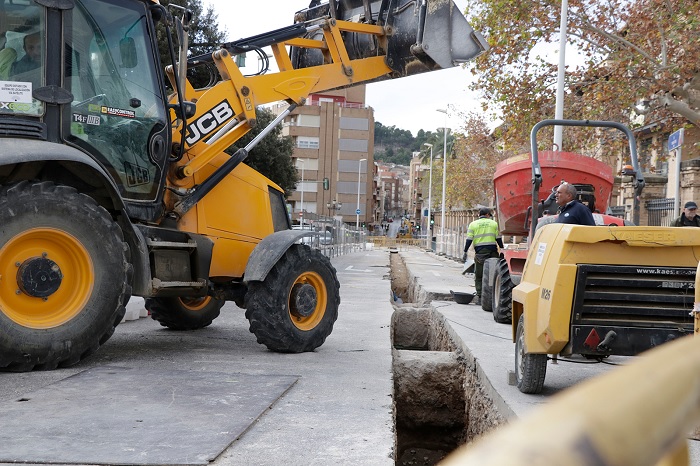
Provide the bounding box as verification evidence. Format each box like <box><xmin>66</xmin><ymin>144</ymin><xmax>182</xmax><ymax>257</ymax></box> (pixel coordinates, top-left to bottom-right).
<box><xmin>0</xmin><ymin>1</ymin><xmax>44</xmax><ymax>116</ymax></box>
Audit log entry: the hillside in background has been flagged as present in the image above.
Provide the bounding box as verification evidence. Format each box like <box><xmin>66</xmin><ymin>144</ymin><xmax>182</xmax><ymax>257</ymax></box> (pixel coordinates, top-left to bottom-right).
<box><xmin>374</xmin><ymin>122</ymin><xmax>438</xmax><ymax>165</ymax></box>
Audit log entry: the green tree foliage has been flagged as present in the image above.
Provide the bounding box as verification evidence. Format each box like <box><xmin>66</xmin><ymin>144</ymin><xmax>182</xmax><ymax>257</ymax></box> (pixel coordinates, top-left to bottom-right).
<box><xmin>374</xmin><ymin>122</ymin><xmax>415</xmax><ymax>164</ymax></box>
<box><xmin>226</xmin><ymin>107</ymin><xmax>298</xmax><ymax>195</ymax></box>
<box><xmin>156</xmin><ymin>0</ymin><xmax>228</xmax><ymax>90</ymax></box>
<box><xmin>417</xmin><ymin>128</ymin><xmax>455</xmax><ymax>163</ymax></box>
<box><xmin>374</xmin><ymin>122</ymin><xmax>454</xmax><ymax>165</ymax></box>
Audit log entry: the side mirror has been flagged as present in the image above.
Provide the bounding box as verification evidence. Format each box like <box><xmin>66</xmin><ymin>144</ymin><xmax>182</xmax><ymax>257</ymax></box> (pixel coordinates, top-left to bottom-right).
<box><xmin>120</xmin><ymin>37</ymin><xmax>138</xmax><ymax>69</ymax></box>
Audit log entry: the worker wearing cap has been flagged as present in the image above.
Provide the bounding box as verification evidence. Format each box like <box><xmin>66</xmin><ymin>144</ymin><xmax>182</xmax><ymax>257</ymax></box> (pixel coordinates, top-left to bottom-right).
<box><xmin>671</xmin><ymin>201</ymin><xmax>700</xmax><ymax>227</ymax></box>
<box><xmin>463</xmin><ymin>207</ymin><xmax>503</xmax><ymax>305</ymax></box>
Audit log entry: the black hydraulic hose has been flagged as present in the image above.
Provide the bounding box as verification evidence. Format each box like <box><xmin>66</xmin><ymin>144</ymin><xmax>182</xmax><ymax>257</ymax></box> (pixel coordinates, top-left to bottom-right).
<box><xmin>155</xmin><ymin>4</ymin><xmax>187</xmax><ymax>163</ymax></box>
<box><xmin>188</xmin><ymin>23</ymin><xmax>310</xmax><ymax>67</ymax></box>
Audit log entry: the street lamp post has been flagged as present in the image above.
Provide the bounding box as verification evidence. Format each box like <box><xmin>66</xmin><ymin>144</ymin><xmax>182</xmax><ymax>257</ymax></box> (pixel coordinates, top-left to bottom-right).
<box><xmin>436</xmin><ymin>108</ymin><xmax>449</xmax><ymax>255</ymax></box>
<box><xmin>553</xmin><ymin>0</ymin><xmax>568</xmax><ymax>151</ymax></box>
<box><xmin>356</xmin><ymin>158</ymin><xmax>367</xmax><ymax>229</ymax></box>
<box><xmin>298</xmin><ymin>159</ymin><xmax>305</xmax><ymax>226</ymax></box>
<box><xmin>422</xmin><ymin>143</ymin><xmax>433</xmax><ymax>246</ymax></box>
<box><xmin>327</xmin><ymin>199</ymin><xmax>343</xmax><ymax>217</ymax></box>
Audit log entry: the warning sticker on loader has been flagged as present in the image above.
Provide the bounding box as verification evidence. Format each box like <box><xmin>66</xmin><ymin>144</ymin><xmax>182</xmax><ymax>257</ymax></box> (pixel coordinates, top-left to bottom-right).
<box><xmin>535</xmin><ymin>242</ymin><xmax>546</xmax><ymax>266</ymax></box>
<box><xmin>0</xmin><ymin>80</ymin><xmax>32</xmax><ymax>103</ymax></box>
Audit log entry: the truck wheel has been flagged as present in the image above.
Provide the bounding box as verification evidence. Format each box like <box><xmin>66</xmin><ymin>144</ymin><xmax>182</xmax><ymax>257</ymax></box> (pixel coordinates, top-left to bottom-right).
<box><xmin>481</xmin><ymin>258</ymin><xmax>499</xmax><ymax>312</ymax></box>
<box><xmin>146</xmin><ymin>296</ymin><xmax>224</xmax><ymax>330</ymax></box>
<box><xmin>0</xmin><ymin>181</ymin><xmax>131</xmax><ymax>371</ymax></box>
<box><xmin>515</xmin><ymin>315</ymin><xmax>547</xmax><ymax>394</ymax></box>
<box><xmin>245</xmin><ymin>244</ymin><xmax>340</xmax><ymax>353</ymax></box>
<box><xmin>492</xmin><ymin>259</ymin><xmax>514</xmax><ymax>324</ymax></box>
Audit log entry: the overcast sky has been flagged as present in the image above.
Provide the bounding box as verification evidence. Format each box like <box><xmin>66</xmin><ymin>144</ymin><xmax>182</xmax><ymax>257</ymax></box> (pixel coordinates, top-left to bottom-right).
<box><xmin>203</xmin><ymin>0</ymin><xmax>478</xmax><ymax>135</ymax></box>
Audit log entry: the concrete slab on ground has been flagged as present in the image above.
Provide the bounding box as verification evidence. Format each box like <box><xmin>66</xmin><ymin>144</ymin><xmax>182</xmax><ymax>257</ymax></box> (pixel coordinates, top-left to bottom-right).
<box><xmin>0</xmin><ymin>367</ymin><xmax>297</xmax><ymax>465</ymax></box>
<box><xmin>0</xmin><ymin>250</ymin><xmax>395</xmax><ymax>466</ymax></box>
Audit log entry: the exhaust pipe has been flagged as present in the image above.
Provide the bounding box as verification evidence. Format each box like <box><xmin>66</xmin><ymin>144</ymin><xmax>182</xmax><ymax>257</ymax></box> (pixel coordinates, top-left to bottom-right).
<box><xmin>292</xmin><ymin>0</ymin><xmax>488</xmax><ymax>79</ymax></box>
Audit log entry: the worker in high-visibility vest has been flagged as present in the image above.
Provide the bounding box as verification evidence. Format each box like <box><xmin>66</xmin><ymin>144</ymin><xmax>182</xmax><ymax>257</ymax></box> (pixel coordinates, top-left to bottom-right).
<box><xmin>463</xmin><ymin>207</ymin><xmax>503</xmax><ymax>305</ymax></box>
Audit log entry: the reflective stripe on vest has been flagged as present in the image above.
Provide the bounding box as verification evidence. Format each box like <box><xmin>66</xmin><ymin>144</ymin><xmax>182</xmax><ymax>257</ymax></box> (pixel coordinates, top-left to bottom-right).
<box><xmin>467</xmin><ymin>218</ymin><xmax>499</xmax><ymax>248</ymax></box>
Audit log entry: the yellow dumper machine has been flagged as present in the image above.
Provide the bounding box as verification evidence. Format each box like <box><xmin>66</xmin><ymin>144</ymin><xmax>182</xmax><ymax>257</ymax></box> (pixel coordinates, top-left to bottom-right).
<box><xmin>512</xmin><ymin>120</ymin><xmax>698</xmax><ymax>394</ymax></box>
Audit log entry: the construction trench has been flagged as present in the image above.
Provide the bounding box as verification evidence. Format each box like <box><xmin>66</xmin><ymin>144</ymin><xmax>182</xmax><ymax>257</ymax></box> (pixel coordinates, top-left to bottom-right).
<box><xmin>389</xmin><ymin>251</ymin><xmax>506</xmax><ymax>466</ymax></box>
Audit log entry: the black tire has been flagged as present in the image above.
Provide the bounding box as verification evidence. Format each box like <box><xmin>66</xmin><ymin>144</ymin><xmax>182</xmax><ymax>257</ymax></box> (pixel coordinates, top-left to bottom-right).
<box><xmin>481</xmin><ymin>258</ymin><xmax>499</xmax><ymax>312</ymax></box>
<box><xmin>0</xmin><ymin>181</ymin><xmax>132</xmax><ymax>371</ymax></box>
<box><xmin>493</xmin><ymin>259</ymin><xmax>514</xmax><ymax>324</ymax></box>
<box><xmin>245</xmin><ymin>244</ymin><xmax>340</xmax><ymax>353</ymax></box>
<box><xmin>146</xmin><ymin>296</ymin><xmax>224</xmax><ymax>330</ymax></box>
<box><xmin>515</xmin><ymin>314</ymin><xmax>547</xmax><ymax>394</ymax></box>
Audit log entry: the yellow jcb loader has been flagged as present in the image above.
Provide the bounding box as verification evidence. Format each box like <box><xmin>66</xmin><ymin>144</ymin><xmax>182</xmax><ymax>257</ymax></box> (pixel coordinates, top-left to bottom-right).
<box><xmin>0</xmin><ymin>0</ymin><xmax>487</xmax><ymax>370</ymax></box>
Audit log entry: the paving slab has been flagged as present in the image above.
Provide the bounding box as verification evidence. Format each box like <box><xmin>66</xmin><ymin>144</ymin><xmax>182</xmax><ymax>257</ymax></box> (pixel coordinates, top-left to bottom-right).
<box><xmin>0</xmin><ymin>366</ymin><xmax>297</xmax><ymax>465</ymax></box>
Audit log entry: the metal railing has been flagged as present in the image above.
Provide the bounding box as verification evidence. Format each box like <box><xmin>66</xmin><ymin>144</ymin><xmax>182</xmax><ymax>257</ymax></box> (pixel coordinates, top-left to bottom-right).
<box><xmin>367</xmin><ymin>237</ymin><xmax>424</xmax><ymax>250</ymax></box>
<box><xmin>295</xmin><ymin>216</ymin><xmax>368</xmax><ymax>258</ymax></box>
<box><xmin>646</xmin><ymin>198</ymin><xmax>676</xmax><ymax>226</ymax></box>
<box><xmin>417</xmin><ymin>226</ymin><xmax>469</xmax><ymax>259</ymax></box>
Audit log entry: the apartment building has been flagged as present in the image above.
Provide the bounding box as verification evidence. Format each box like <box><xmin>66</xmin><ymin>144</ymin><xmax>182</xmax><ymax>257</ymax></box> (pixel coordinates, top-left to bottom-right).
<box><xmin>376</xmin><ymin>162</ymin><xmax>410</xmax><ymax>222</ymax></box>
<box><xmin>274</xmin><ymin>85</ymin><xmax>377</xmax><ymax>226</ymax></box>
<box><xmin>409</xmin><ymin>152</ymin><xmax>431</xmax><ymax>230</ymax></box>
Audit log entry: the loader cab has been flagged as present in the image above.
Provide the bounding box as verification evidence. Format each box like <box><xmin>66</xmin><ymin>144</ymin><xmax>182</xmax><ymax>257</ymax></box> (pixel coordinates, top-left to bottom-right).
<box><xmin>64</xmin><ymin>0</ymin><xmax>170</xmax><ymax>204</ymax></box>
<box><xmin>0</xmin><ymin>0</ymin><xmax>170</xmax><ymax>214</ymax></box>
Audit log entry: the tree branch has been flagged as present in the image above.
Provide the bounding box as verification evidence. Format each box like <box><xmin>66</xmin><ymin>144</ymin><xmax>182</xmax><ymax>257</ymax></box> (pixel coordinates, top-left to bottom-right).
<box><xmin>659</xmin><ymin>94</ymin><xmax>700</xmax><ymax>126</ymax></box>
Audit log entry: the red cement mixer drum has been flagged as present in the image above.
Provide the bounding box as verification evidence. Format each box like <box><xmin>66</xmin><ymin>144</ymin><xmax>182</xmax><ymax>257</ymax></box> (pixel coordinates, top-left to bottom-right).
<box><xmin>494</xmin><ymin>151</ymin><xmax>615</xmax><ymax>237</ymax></box>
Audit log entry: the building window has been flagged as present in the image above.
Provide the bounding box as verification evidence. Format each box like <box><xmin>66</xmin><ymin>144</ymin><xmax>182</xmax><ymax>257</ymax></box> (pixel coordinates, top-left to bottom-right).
<box><xmin>298</xmin><ymin>114</ymin><xmax>321</xmax><ymax>127</ymax></box>
<box><xmin>340</xmin><ymin>117</ymin><xmax>369</xmax><ymax>131</ymax></box>
<box><xmin>339</xmin><ymin>138</ymin><xmax>368</xmax><ymax>152</ymax></box>
<box><xmin>297</xmin><ymin>136</ymin><xmax>319</xmax><ymax>149</ymax></box>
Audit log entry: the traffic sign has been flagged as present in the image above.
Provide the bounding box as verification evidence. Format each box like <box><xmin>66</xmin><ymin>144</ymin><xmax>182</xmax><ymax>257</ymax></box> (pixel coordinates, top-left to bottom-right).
<box><xmin>356</xmin><ymin>209</ymin><xmax>361</xmax><ymax>215</ymax></box>
<box><xmin>668</xmin><ymin>128</ymin><xmax>684</xmax><ymax>151</ymax></box>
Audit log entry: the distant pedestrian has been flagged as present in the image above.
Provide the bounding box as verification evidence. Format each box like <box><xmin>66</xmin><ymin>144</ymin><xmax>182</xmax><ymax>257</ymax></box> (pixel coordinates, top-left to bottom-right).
<box><xmin>463</xmin><ymin>207</ymin><xmax>503</xmax><ymax>305</ymax></box>
<box><xmin>671</xmin><ymin>201</ymin><xmax>700</xmax><ymax>227</ymax></box>
<box><xmin>555</xmin><ymin>183</ymin><xmax>595</xmax><ymax>226</ymax></box>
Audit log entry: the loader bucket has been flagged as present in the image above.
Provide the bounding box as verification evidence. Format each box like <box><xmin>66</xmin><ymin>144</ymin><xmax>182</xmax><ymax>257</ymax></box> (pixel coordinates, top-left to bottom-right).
<box><xmin>292</xmin><ymin>0</ymin><xmax>488</xmax><ymax>78</ymax></box>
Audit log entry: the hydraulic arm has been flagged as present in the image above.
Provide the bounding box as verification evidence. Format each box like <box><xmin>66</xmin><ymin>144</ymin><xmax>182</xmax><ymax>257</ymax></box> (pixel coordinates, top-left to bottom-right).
<box><xmin>165</xmin><ymin>0</ymin><xmax>488</xmax><ymax>216</ymax></box>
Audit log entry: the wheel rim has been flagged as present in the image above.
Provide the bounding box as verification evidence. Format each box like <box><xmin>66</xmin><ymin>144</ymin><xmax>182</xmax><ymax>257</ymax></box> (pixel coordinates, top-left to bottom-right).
<box><xmin>0</xmin><ymin>228</ymin><xmax>94</xmax><ymax>329</ymax></box>
<box><xmin>288</xmin><ymin>271</ymin><xmax>327</xmax><ymax>331</ymax></box>
<box><xmin>179</xmin><ymin>296</ymin><xmax>212</xmax><ymax>311</ymax></box>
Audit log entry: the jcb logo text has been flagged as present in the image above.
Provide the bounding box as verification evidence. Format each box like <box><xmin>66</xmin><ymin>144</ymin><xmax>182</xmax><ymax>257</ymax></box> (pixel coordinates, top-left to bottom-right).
<box><xmin>185</xmin><ymin>100</ymin><xmax>234</xmax><ymax>145</ymax></box>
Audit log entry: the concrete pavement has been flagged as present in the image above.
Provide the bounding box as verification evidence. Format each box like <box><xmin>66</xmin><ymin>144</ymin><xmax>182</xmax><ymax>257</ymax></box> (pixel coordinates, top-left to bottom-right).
<box><xmin>0</xmin><ymin>250</ymin><xmax>395</xmax><ymax>466</ymax></box>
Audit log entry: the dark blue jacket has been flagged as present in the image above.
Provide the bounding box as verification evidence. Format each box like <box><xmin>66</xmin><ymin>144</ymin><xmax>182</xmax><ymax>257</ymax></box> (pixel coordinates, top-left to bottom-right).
<box><xmin>557</xmin><ymin>201</ymin><xmax>595</xmax><ymax>226</ymax></box>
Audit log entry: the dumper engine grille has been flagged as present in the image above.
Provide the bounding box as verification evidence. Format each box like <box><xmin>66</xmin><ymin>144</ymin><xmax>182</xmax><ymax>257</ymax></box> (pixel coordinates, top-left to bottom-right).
<box><xmin>569</xmin><ymin>264</ymin><xmax>695</xmax><ymax>356</ymax></box>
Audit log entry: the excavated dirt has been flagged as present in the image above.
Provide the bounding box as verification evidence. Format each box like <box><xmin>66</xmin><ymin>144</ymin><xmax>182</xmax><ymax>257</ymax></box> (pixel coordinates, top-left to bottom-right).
<box><xmin>389</xmin><ymin>251</ymin><xmax>505</xmax><ymax>465</ymax></box>
<box><xmin>390</xmin><ymin>251</ymin><xmax>410</xmax><ymax>303</ymax></box>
